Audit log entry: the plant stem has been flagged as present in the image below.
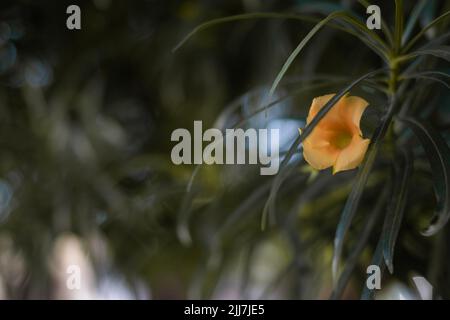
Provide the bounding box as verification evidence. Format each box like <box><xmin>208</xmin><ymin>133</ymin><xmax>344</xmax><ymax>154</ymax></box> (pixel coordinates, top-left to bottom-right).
<box><xmin>388</xmin><ymin>58</ymin><xmax>399</xmax><ymax>93</ymax></box>
<box><xmin>394</xmin><ymin>0</ymin><xmax>404</xmax><ymax>54</ymax></box>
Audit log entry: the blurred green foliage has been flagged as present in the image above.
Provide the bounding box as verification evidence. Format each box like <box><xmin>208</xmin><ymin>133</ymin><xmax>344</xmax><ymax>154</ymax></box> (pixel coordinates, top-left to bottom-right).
<box><xmin>0</xmin><ymin>0</ymin><xmax>449</xmax><ymax>299</ymax></box>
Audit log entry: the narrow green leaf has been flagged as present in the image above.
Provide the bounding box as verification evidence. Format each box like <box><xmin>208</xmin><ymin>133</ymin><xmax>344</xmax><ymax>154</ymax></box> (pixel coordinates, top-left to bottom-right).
<box><xmin>268</xmin><ymin>12</ymin><xmax>388</xmax><ymax>100</ymax></box>
<box><xmin>231</xmin><ymin>79</ymin><xmax>349</xmax><ymax>129</ymax></box>
<box><xmin>300</xmin><ymin>69</ymin><xmax>386</xmax><ymax>141</ymax></box>
<box><xmin>420</xmin><ymin>31</ymin><xmax>450</xmax><ymax>50</ymax></box>
<box><xmin>402</xmin><ymin>0</ymin><xmax>428</xmax><ymax>45</ymax></box>
<box><xmin>399</xmin><ymin>117</ymin><xmax>450</xmax><ymax>236</ymax></box>
<box><xmin>261</xmin><ymin>136</ymin><xmax>301</xmax><ymax>230</ymax></box>
<box><xmin>404</xmin><ymin>11</ymin><xmax>450</xmax><ymax>53</ymax></box>
<box><xmin>330</xmin><ymin>185</ymin><xmax>389</xmax><ymax>300</ymax></box>
<box><xmin>214</xmin><ymin>180</ymin><xmax>272</xmax><ymax>245</ymax></box>
<box><xmin>382</xmin><ymin>149</ymin><xmax>413</xmax><ymax>274</ymax></box>
<box><xmin>421</xmin><ymin>0</ymin><xmax>437</xmax><ymax>25</ymax></box>
<box><xmin>176</xmin><ymin>165</ymin><xmax>201</xmax><ymax>246</ymax></box>
<box><xmin>402</xmin><ymin>72</ymin><xmax>450</xmax><ymax>89</ymax></box>
<box><xmin>261</xmin><ymin>68</ymin><xmax>386</xmax><ymax>230</ymax></box>
<box><xmin>332</xmin><ymin>95</ymin><xmax>397</xmax><ymax>282</ymax></box>
<box><xmin>402</xmin><ymin>70</ymin><xmax>450</xmax><ymax>79</ymax></box>
<box><xmin>398</xmin><ymin>46</ymin><xmax>450</xmax><ymax>63</ymax></box>
<box><xmin>172</xmin><ymin>12</ymin><xmax>322</xmax><ymax>52</ymax></box>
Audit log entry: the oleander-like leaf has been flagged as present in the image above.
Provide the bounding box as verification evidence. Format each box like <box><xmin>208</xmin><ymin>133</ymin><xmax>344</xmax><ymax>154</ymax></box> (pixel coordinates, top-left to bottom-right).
<box><xmin>172</xmin><ymin>12</ymin><xmax>319</xmax><ymax>52</ymax></box>
<box><xmin>214</xmin><ymin>180</ymin><xmax>272</xmax><ymax>245</ymax></box>
<box><xmin>382</xmin><ymin>149</ymin><xmax>413</xmax><ymax>274</ymax></box>
<box><xmin>399</xmin><ymin>117</ymin><xmax>450</xmax><ymax>236</ymax></box>
<box><xmin>332</xmin><ymin>95</ymin><xmax>397</xmax><ymax>281</ymax></box>
<box><xmin>268</xmin><ymin>11</ymin><xmax>388</xmax><ymax>100</ymax></box>
<box><xmin>261</xmin><ymin>68</ymin><xmax>386</xmax><ymax>230</ymax></box>
<box><xmin>404</xmin><ymin>11</ymin><xmax>450</xmax><ymax>52</ymax></box>
<box><xmin>261</xmin><ymin>136</ymin><xmax>301</xmax><ymax>230</ymax></box>
<box><xmin>399</xmin><ymin>46</ymin><xmax>450</xmax><ymax>63</ymax></box>
<box><xmin>176</xmin><ymin>165</ymin><xmax>201</xmax><ymax>246</ymax></box>
<box><xmin>402</xmin><ymin>72</ymin><xmax>450</xmax><ymax>89</ymax></box>
<box><xmin>330</xmin><ymin>185</ymin><xmax>389</xmax><ymax>299</ymax></box>
<box><xmin>402</xmin><ymin>0</ymin><xmax>428</xmax><ymax>45</ymax></box>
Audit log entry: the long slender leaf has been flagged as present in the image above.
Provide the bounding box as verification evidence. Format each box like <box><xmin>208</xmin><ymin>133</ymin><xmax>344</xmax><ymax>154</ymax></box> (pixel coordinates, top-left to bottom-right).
<box><xmin>176</xmin><ymin>165</ymin><xmax>201</xmax><ymax>246</ymax></box>
<box><xmin>261</xmin><ymin>68</ymin><xmax>386</xmax><ymax>230</ymax></box>
<box><xmin>173</xmin><ymin>11</ymin><xmax>388</xmax><ymax>62</ymax></box>
<box><xmin>402</xmin><ymin>70</ymin><xmax>450</xmax><ymax>79</ymax></box>
<box><xmin>399</xmin><ymin>117</ymin><xmax>450</xmax><ymax>236</ymax></box>
<box><xmin>404</xmin><ymin>11</ymin><xmax>450</xmax><ymax>53</ymax></box>
<box><xmin>172</xmin><ymin>11</ymin><xmax>377</xmax><ymax>53</ymax></box>
<box><xmin>268</xmin><ymin>12</ymin><xmax>388</xmax><ymax>100</ymax></box>
<box><xmin>332</xmin><ymin>95</ymin><xmax>397</xmax><ymax>282</ymax></box>
<box><xmin>382</xmin><ymin>149</ymin><xmax>413</xmax><ymax>274</ymax></box>
<box><xmin>301</xmin><ymin>69</ymin><xmax>386</xmax><ymax>142</ymax></box>
<box><xmin>402</xmin><ymin>73</ymin><xmax>450</xmax><ymax>89</ymax></box>
<box><xmin>402</xmin><ymin>0</ymin><xmax>428</xmax><ymax>45</ymax></box>
<box><xmin>398</xmin><ymin>46</ymin><xmax>450</xmax><ymax>63</ymax></box>
<box><xmin>261</xmin><ymin>136</ymin><xmax>301</xmax><ymax>230</ymax></box>
<box><xmin>420</xmin><ymin>31</ymin><xmax>450</xmax><ymax>50</ymax></box>
<box><xmin>231</xmin><ymin>79</ymin><xmax>349</xmax><ymax>130</ymax></box>
<box><xmin>330</xmin><ymin>185</ymin><xmax>389</xmax><ymax>299</ymax></box>
<box><xmin>215</xmin><ymin>180</ymin><xmax>272</xmax><ymax>244</ymax></box>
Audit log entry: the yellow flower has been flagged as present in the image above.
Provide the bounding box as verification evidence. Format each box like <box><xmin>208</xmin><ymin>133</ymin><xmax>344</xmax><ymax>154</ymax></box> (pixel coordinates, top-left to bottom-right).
<box><xmin>302</xmin><ymin>93</ymin><xmax>370</xmax><ymax>174</ymax></box>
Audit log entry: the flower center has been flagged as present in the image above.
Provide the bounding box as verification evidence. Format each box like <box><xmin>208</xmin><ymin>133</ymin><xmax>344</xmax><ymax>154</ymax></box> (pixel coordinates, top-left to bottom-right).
<box><xmin>332</xmin><ymin>131</ymin><xmax>352</xmax><ymax>149</ymax></box>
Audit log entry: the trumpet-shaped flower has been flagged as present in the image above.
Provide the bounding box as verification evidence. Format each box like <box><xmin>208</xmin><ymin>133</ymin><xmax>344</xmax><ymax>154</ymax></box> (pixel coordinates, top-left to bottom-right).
<box><xmin>302</xmin><ymin>94</ymin><xmax>370</xmax><ymax>174</ymax></box>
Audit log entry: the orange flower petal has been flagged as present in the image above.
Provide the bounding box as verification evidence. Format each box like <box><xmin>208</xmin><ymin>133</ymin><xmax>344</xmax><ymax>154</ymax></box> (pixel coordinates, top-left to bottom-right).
<box><xmin>333</xmin><ymin>136</ymin><xmax>370</xmax><ymax>174</ymax></box>
<box><xmin>303</xmin><ymin>140</ymin><xmax>339</xmax><ymax>170</ymax></box>
<box><xmin>306</xmin><ymin>94</ymin><xmax>336</xmax><ymax>124</ymax></box>
<box><xmin>302</xmin><ymin>93</ymin><xmax>371</xmax><ymax>173</ymax></box>
<box><xmin>339</xmin><ymin>96</ymin><xmax>369</xmax><ymax>135</ymax></box>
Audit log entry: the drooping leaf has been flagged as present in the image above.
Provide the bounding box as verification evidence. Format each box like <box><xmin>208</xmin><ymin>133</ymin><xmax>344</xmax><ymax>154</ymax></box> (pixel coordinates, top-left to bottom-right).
<box><xmin>404</xmin><ymin>11</ymin><xmax>450</xmax><ymax>52</ymax></box>
<box><xmin>268</xmin><ymin>12</ymin><xmax>388</xmax><ymax>100</ymax></box>
<box><xmin>172</xmin><ymin>12</ymin><xmax>320</xmax><ymax>52</ymax></box>
<box><xmin>261</xmin><ymin>68</ymin><xmax>386</xmax><ymax>230</ymax></box>
<box><xmin>420</xmin><ymin>0</ymin><xmax>438</xmax><ymax>27</ymax></box>
<box><xmin>261</xmin><ymin>136</ymin><xmax>301</xmax><ymax>230</ymax></box>
<box><xmin>330</xmin><ymin>184</ymin><xmax>389</xmax><ymax>299</ymax></box>
<box><xmin>403</xmin><ymin>70</ymin><xmax>450</xmax><ymax>79</ymax></box>
<box><xmin>399</xmin><ymin>117</ymin><xmax>450</xmax><ymax>236</ymax></box>
<box><xmin>332</xmin><ymin>95</ymin><xmax>397</xmax><ymax>281</ymax></box>
<box><xmin>300</xmin><ymin>68</ymin><xmax>386</xmax><ymax>141</ymax></box>
<box><xmin>176</xmin><ymin>164</ymin><xmax>201</xmax><ymax>246</ymax></box>
<box><xmin>215</xmin><ymin>180</ymin><xmax>272</xmax><ymax>244</ymax></box>
<box><xmin>420</xmin><ymin>31</ymin><xmax>450</xmax><ymax>50</ymax></box>
<box><xmin>382</xmin><ymin>149</ymin><xmax>413</xmax><ymax>274</ymax></box>
<box><xmin>231</xmin><ymin>79</ymin><xmax>349</xmax><ymax>129</ymax></box>
<box><xmin>402</xmin><ymin>0</ymin><xmax>427</xmax><ymax>45</ymax></box>
<box><xmin>403</xmin><ymin>72</ymin><xmax>450</xmax><ymax>89</ymax></box>
<box><xmin>399</xmin><ymin>46</ymin><xmax>450</xmax><ymax>63</ymax></box>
